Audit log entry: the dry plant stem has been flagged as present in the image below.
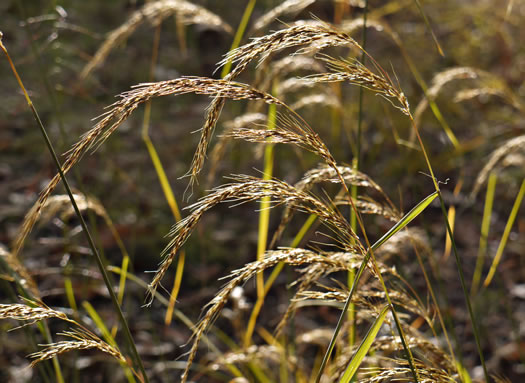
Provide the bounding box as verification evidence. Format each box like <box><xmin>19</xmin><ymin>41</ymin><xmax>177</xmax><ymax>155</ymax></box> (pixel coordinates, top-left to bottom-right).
<box><xmin>409</xmin><ymin>116</ymin><xmax>490</xmax><ymax>382</ymax></box>
<box><xmin>0</xmin><ymin>36</ymin><xmax>150</xmax><ymax>383</ymax></box>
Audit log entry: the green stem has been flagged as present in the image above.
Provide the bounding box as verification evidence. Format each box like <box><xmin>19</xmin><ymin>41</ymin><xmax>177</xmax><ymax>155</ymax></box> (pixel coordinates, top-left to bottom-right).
<box><xmin>221</xmin><ymin>0</ymin><xmax>257</xmax><ymax>79</ymax></box>
<box><xmin>0</xmin><ymin>35</ymin><xmax>150</xmax><ymax>383</ymax></box>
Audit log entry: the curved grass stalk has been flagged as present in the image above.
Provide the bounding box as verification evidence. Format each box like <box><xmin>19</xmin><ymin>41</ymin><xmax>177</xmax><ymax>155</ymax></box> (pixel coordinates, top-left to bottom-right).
<box><xmin>0</xmin><ymin>33</ymin><xmax>150</xmax><ymax>383</ymax></box>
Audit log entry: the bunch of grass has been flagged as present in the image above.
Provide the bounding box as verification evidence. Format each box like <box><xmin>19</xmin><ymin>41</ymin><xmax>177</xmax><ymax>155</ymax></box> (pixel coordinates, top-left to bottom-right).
<box><xmin>4</xmin><ymin>1</ymin><xmax>522</xmax><ymax>380</ymax></box>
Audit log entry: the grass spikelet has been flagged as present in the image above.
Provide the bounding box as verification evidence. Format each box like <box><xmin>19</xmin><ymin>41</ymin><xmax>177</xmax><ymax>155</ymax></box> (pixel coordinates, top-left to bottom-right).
<box><xmin>29</xmin><ymin>328</ymin><xmax>127</xmax><ymax>367</ymax></box>
<box><xmin>81</xmin><ymin>0</ymin><xmax>232</xmax><ymax>78</ymax></box>
<box><xmin>0</xmin><ymin>300</ymin><xmax>68</xmax><ymax>325</ymax></box>
<box><xmin>270</xmin><ymin>164</ymin><xmax>389</xmax><ymax>247</ymax></box>
<box><xmin>471</xmin><ymin>135</ymin><xmax>525</xmax><ymax>199</ymax></box>
<box><xmin>413</xmin><ymin>66</ymin><xmax>484</xmax><ymax>127</ymax></box>
<box><xmin>189</xmin><ymin>22</ymin><xmax>361</xmax><ymax>188</ymax></box>
<box><xmin>218</xmin><ymin>23</ymin><xmax>361</xmax><ymax>78</ymax></box>
<box><xmin>148</xmin><ymin>176</ymin><xmax>360</xmax><ymax>300</ymax></box>
<box><xmin>13</xmin><ymin>77</ymin><xmax>285</xmax><ymax>257</ymax></box>
<box><xmin>357</xmin><ymin>361</ymin><xmax>457</xmax><ymax>382</ymax></box>
<box><xmin>275</xmin><ymin>77</ymin><xmax>318</xmax><ymax>95</ymax></box>
<box><xmin>227</xmin><ymin>112</ymin><xmax>338</xmax><ymax>170</ymax></box>
<box><xmin>252</xmin><ymin>0</ymin><xmax>316</xmax><ymax>32</ymax></box>
<box><xmin>210</xmin><ymin>344</ymin><xmax>285</xmax><ymax>372</ymax></box>
<box><xmin>180</xmin><ymin>248</ymin><xmax>351</xmax><ymax>383</ymax></box>
<box><xmin>304</xmin><ymin>54</ymin><xmax>410</xmax><ymax>115</ymax></box>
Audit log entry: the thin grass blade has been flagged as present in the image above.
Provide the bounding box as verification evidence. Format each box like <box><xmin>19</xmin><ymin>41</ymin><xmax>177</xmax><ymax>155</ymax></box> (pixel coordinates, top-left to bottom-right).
<box><xmin>338</xmin><ymin>305</ymin><xmax>389</xmax><ymax>383</ymax></box>
<box><xmin>483</xmin><ymin>178</ymin><xmax>525</xmax><ymax>287</ymax></box>
<box><xmin>315</xmin><ymin>191</ymin><xmax>438</xmax><ymax>382</ymax></box>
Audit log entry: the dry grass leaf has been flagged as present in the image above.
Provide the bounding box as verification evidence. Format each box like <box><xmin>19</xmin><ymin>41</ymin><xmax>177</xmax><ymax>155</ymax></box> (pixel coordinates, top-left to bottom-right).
<box><xmin>81</xmin><ymin>0</ymin><xmax>232</xmax><ymax>78</ymax></box>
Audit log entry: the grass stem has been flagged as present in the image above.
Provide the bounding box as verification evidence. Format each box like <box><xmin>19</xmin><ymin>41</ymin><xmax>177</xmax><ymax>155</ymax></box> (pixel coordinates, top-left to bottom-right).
<box><xmin>0</xmin><ymin>34</ymin><xmax>150</xmax><ymax>383</ymax></box>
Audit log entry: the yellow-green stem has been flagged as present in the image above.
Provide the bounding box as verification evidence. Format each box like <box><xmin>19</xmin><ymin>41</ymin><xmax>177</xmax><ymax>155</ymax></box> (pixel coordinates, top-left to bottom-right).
<box><xmin>221</xmin><ymin>0</ymin><xmax>257</xmax><ymax>79</ymax></box>
<box><xmin>471</xmin><ymin>172</ymin><xmax>497</xmax><ymax>295</ymax></box>
<box><xmin>244</xmin><ymin>82</ymin><xmax>277</xmax><ymax>348</ymax></box>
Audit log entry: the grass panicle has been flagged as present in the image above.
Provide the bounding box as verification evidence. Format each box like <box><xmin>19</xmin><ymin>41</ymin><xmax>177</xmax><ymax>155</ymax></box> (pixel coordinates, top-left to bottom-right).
<box><xmin>80</xmin><ymin>0</ymin><xmax>232</xmax><ymax>78</ymax></box>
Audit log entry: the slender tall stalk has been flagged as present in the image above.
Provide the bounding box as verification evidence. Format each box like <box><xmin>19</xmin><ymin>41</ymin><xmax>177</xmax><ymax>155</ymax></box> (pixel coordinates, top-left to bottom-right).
<box><xmin>0</xmin><ymin>33</ymin><xmax>150</xmax><ymax>383</ymax></box>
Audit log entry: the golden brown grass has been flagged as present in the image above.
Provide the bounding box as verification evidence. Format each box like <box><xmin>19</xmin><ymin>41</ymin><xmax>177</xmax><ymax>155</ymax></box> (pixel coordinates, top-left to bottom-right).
<box><xmin>3</xmin><ymin>2</ymin><xmax>522</xmax><ymax>381</ymax></box>
<box><xmin>80</xmin><ymin>0</ymin><xmax>232</xmax><ymax>78</ymax></box>
<box><xmin>0</xmin><ymin>300</ymin><xmax>130</xmax><ymax>372</ymax></box>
